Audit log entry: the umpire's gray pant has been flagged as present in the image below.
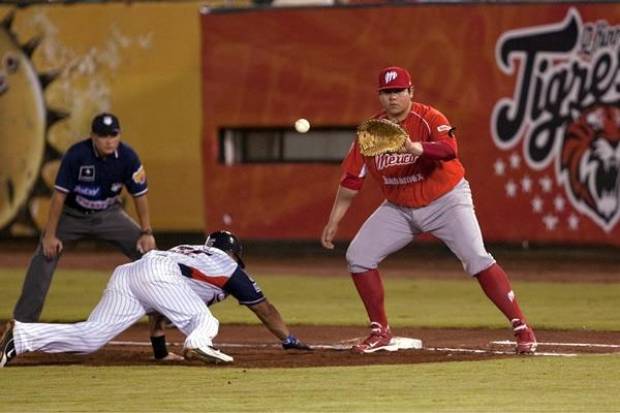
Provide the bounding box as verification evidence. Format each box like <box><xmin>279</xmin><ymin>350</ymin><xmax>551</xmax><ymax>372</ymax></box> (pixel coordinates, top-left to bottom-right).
<box><xmin>13</xmin><ymin>204</ymin><xmax>142</xmax><ymax>322</ymax></box>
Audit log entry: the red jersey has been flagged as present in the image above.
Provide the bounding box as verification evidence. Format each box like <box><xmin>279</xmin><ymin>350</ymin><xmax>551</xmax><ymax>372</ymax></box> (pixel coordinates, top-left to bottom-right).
<box><xmin>340</xmin><ymin>102</ymin><xmax>465</xmax><ymax>208</ymax></box>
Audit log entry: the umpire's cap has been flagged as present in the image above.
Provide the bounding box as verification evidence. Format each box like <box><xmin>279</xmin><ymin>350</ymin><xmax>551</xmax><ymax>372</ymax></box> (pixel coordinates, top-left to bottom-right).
<box><xmin>91</xmin><ymin>112</ymin><xmax>121</xmax><ymax>137</ymax></box>
<box><xmin>206</xmin><ymin>230</ymin><xmax>245</xmax><ymax>268</ymax></box>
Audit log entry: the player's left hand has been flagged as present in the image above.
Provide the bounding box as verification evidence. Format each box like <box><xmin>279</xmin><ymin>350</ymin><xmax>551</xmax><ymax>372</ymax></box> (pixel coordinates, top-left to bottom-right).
<box><xmin>402</xmin><ymin>139</ymin><xmax>423</xmax><ymax>156</ymax></box>
<box><xmin>282</xmin><ymin>335</ymin><xmax>312</xmax><ymax>351</ymax></box>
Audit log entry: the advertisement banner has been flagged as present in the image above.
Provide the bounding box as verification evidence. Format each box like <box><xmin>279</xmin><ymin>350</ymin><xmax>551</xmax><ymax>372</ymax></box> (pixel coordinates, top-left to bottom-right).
<box><xmin>201</xmin><ymin>3</ymin><xmax>620</xmax><ymax>245</ymax></box>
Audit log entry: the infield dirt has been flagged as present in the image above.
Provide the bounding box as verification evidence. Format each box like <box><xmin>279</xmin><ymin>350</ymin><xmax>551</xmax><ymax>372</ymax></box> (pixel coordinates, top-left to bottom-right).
<box><xmin>1</xmin><ymin>246</ymin><xmax>618</xmax><ymax>368</ymax></box>
<box><xmin>5</xmin><ymin>324</ymin><xmax>620</xmax><ymax>368</ymax></box>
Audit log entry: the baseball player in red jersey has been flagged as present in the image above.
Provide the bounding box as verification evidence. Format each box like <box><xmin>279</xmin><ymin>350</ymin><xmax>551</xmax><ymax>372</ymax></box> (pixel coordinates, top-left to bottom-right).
<box><xmin>321</xmin><ymin>66</ymin><xmax>537</xmax><ymax>354</ymax></box>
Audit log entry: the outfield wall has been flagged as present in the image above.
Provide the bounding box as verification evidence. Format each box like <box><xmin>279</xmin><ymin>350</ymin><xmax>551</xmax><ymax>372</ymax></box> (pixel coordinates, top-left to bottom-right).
<box><xmin>1</xmin><ymin>2</ymin><xmax>618</xmax><ymax>246</ymax></box>
<box><xmin>201</xmin><ymin>3</ymin><xmax>620</xmax><ymax>245</ymax></box>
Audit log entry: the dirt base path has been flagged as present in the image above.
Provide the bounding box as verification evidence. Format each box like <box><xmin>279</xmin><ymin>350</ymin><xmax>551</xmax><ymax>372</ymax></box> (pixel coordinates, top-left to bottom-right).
<box><xmin>9</xmin><ymin>324</ymin><xmax>620</xmax><ymax>368</ymax></box>
<box><xmin>2</xmin><ymin>245</ymin><xmax>618</xmax><ymax>367</ymax></box>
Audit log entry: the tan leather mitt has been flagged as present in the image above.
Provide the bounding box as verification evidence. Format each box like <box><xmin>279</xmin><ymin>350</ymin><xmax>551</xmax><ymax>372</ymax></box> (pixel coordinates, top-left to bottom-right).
<box><xmin>357</xmin><ymin>119</ymin><xmax>408</xmax><ymax>156</ymax></box>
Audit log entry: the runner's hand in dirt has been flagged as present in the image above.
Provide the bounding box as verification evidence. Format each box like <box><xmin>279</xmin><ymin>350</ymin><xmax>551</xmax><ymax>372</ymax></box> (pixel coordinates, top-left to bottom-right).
<box><xmin>282</xmin><ymin>335</ymin><xmax>312</xmax><ymax>351</ymax></box>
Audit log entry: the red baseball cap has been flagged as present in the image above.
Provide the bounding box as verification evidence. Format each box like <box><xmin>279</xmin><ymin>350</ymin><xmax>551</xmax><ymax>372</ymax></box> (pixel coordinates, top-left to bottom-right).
<box><xmin>378</xmin><ymin>66</ymin><xmax>412</xmax><ymax>90</ymax></box>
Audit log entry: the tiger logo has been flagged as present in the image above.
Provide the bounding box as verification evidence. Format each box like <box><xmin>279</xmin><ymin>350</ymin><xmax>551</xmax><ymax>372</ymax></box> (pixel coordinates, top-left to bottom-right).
<box><xmin>560</xmin><ymin>104</ymin><xmax>620</xmax><ymax>232</ymax></box>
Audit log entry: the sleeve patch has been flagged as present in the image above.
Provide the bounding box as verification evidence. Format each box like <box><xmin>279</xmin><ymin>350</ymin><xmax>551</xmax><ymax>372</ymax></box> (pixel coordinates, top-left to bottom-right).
<box><xmin>132</xmin><ymin>165</ymin><xmax>146</xmax><ymax>185</ymax></box>
<box><xmin>223</xmin><ymin>267</ymin><xmax>265</xmax><ymax>305</ymax></box>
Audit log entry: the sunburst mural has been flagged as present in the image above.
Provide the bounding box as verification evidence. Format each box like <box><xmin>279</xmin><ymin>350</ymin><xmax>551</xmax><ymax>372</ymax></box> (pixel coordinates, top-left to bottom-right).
<box><xmin>0</xmin><ymin>8</ymin><xmax>152</xmax><ymax>237</ymax></box>
<box><xmin>0</xmin><ymin>10</ymin><xmax>64</xmax><ymax>236</ymax></box>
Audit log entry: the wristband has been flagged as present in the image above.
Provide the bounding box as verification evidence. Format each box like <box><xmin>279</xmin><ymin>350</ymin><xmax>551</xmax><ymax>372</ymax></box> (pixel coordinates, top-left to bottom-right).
<box><xmin>140</xmin><ymin>229</ymin><xmax>153</xmax><ymax>236</ymax></box>
<box><xmin>150</xmin><ymin>335</ymin><xmax>168</xmax><ymax>359</ymax></box>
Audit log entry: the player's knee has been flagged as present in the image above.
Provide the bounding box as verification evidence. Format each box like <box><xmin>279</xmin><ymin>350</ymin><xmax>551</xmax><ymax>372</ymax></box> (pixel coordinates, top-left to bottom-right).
<box><xmin>91</xmin><ymin>338</ymin><xmax>109</xmax><ymax>351</ymax></box>
<box><xmin>89</xmin><ymin>331</ymin><xmax>117</xmax><ymax>351</ymax></box>
<box><xmin>191</xmin><ymin>311</ymin><xmax>219</xmax><ymax>329</ymax></box>
<box><xmin>462</xmin><ymin>253</ymin><xmax>495</xmax><ymax>276</ymax></box>
<box><xmin>346</xmin><ymin>245</ymin><xmax>378</xmax><ymax>273</ymax></box>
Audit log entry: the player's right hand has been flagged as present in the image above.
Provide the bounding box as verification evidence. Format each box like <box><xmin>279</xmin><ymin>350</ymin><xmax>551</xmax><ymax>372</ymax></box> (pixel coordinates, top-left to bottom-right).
<box><xmin>137</xmin><ymin>234</ymin><xmax>156</xmax><ymax>255</ymax></box>
<box><xmin>321</xmin><ymin>223</ymin><xmax>338</xmax><ymax>249</ymax></box>
<box><xmin>282</xmin><ymin>335</ymin><xmax>312</xmax><ymax>351</ymax></box>
<box><xmin>42</xmin><ymin>235</ymin><xmax>63</xmax><ymax>259</ymax></box>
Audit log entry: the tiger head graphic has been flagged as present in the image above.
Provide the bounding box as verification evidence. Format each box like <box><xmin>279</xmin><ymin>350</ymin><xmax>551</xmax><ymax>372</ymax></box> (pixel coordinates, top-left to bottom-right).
<box><xmin>560</xmin><ymin>104</ymin><xmax>620</xmax><ymax>232</ymax></box>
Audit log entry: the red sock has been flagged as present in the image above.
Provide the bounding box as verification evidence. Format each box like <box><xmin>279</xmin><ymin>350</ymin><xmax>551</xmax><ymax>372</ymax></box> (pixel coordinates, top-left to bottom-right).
<box><xmin>475</xmin><ymin>263</ymin><xmax>526</xmax><ymax>323</ymax></box>
<box><xmin>351</xmin><ymin>269</ymin><xmax>388</xmax><ymax>328</ymax></box>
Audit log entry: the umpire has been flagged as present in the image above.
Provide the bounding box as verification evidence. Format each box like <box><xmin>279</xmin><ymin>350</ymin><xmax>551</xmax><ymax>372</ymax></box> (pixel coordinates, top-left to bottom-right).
<box><xmin>13</xmin><ymin>112</ymin><xmax>157</xmax><ymax>322</ymax></box>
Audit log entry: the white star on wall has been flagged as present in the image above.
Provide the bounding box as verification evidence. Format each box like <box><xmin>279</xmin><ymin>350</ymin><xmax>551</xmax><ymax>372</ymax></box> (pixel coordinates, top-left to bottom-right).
<box><xmin>531</xmin><ymin>196</ymin><xmax>544</xmax><ymax>213</ymax></box>
<box><xmin>509</xmin><ymin>153</ymin><xmax>521</xmax><ymax>169</ymax></box>
<box><xmin>568</xmin><ymin>214</ymin><xmax>580</xmax><ymax>230</ymax></box>
<box><xmin>494</xmin><ymin>159</ymin><xmax>506</xmax><ymax>176</ymax></box>
<box><xmin>521</xmin><ymin>175</ymin><xmax>532</xmax><ymax>192</ymax></box>
<box><xmin>539</xmin><ymin>175</ymin><xmax>553</xmax><ymax>193</ymax></box>
<box><xmin>505</xmin><ymin>180</ymin><xmax>518</xmax><ymax>197</ymax></box>
<box><xmin>554</xmin><ymin>195</ymin><xmax>566</xmax><ymax>212</ymax></box>
<box><xmin>542</xmin><ymin>214</ymin><xmax>559</xmax><ymax>230</ymax></box>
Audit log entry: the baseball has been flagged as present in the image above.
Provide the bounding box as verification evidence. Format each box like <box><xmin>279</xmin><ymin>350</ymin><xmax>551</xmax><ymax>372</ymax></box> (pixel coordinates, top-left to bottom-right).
<box><xmin>295</xmin><ymin>118</ymin><xmax>310</xmax><ymax>133</ymax></box>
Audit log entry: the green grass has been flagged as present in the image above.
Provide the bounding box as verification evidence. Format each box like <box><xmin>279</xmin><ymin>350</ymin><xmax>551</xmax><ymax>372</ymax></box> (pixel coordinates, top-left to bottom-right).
<box><xmin>1</xmin><ymin>269</ymin><xmax>619</xmax><ymax>330</ymax></box>
<box><xmin>1</xmin><ymin>267</ymin><xmax>618</xmax><ymax>412</ymax></box>
<box><xmin>0</xmin><ymin>268</ymin><xmax>109</xmax><ymax>321</ymax></box>
<box><xmin>0</xmin><ymin>356</ymin><xmax>618</xmax><ymax>412</ymax></box>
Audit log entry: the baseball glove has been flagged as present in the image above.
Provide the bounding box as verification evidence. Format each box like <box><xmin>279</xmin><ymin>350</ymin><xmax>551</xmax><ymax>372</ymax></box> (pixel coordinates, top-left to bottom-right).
<box><xmin>357</xmin><ymin>118</ymin><xmax>408</xmax><ymax>156</ymax></box>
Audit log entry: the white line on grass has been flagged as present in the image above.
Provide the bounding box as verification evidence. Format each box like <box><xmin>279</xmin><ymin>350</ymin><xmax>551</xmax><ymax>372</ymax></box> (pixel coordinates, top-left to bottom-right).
<box><xmin>108</xmin><ymin>340</ymin><xmax>577</xmax><ymax>356</ymax></box>
<box><xmin>109</xmin><ymin>340</ymin><xmax>352</xmax><ymax>350</ymax></box>
<box><xmin>429</xmin><ymin>347</ymin><xmax>577</xmax><ymax>357</ymax></box>
<box><xmin>492</xmin><ymin>340</ymin><xmax>620</xmax><ymax>349</ymax></box>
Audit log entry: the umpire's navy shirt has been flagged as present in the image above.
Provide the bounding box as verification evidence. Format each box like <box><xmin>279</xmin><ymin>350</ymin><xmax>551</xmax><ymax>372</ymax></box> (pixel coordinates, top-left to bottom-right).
<box><xmin>54</xmin><ymin>138</ymin><xmax>148</xmax><ymax>213</ymax></box>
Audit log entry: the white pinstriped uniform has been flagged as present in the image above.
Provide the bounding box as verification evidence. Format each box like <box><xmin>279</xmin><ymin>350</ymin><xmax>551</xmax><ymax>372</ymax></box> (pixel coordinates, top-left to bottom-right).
<box><xmin>12</xmin><ymin>246</ymin><xmax>238</xmax><ymax>356</ymax></box>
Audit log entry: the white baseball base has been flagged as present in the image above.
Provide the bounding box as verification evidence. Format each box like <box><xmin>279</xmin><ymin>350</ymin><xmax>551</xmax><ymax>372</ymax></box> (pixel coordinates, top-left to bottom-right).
<box><xmin>390</xmin><ymin>336</ymin><xmax>423</xmax><ymax>350</ymax></box>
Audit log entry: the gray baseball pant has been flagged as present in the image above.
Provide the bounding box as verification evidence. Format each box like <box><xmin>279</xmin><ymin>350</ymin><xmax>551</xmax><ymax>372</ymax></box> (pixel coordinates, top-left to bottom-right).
<box><xmin>13</xmin><ymin>204</ymin><xmax>142</xmax><ymax>322</ymax></box>
<box><xmin>346</xmin><ymin>179</ymin><xmax>496</xmax><ymax>276</ymax></box>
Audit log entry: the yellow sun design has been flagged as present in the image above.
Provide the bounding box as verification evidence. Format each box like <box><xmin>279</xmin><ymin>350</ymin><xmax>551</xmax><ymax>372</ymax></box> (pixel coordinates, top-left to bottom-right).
<box><xmin>0</xmin><ymin>10</ymin><xmax>64</xmax><ymax>236</ymax></box>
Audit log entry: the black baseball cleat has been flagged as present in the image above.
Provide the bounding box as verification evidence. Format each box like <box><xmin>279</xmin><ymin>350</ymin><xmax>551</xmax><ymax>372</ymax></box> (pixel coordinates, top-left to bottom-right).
<box><xmin>0</xmin><ymin>320</ymin><xmax>16</xmax><ymax>368</ymax></box>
